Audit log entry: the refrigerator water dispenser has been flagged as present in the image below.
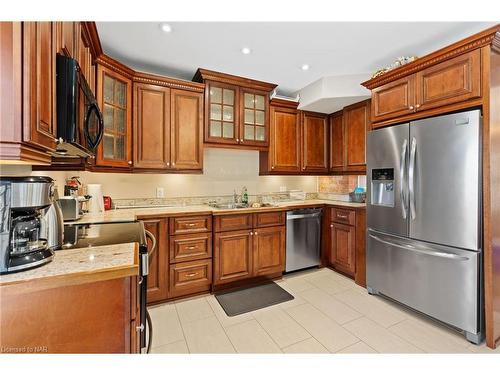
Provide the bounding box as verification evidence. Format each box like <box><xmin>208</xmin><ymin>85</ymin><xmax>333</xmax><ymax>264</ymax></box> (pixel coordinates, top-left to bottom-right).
<box><xmin>371</xmin><ymin>168</ymin><xmax>395</xmax><ymax>207</ymax></box>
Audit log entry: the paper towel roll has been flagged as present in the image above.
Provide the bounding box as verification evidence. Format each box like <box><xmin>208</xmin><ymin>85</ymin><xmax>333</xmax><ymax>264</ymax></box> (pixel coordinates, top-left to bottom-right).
<box><xmin>87</xmin><ymin>184</ymin><xmax>104</xmax><ymax>214</ymax></box>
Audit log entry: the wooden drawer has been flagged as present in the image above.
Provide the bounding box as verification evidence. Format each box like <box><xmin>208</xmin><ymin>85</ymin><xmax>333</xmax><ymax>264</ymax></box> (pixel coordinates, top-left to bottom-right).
<box><xmin>169</xmin><ymin>233</ymin><xmax>212</xmax><ymax>263</ymax></box>
<box><xmin>331</xmin><ymin>207</ymin><xmax>355</xmax><ymax>226</ymax></box>
<box><xmin>214</xmin><ymin>214</ymin><xmax>253</xmax><ymax>232</ymax></box>
<box><xmin>169</xmin><ymin>215</ymin><xmax>212</xmax><ymax>235</ymax></box>
<box><xmin>253</xmin><ymin>211</ymin><xmax>285</xmax><ymax>228</ymax></box>
<box><xmin>169</xmin><ymin>259</ymin><xmax>212</xmax><ymax>298</ymax></box>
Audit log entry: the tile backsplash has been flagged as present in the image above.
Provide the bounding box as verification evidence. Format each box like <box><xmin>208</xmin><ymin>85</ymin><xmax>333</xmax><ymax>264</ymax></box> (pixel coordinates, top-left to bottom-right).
<box><xmin>318</xmin><ymin>175</ymin><xmax>364</xmax><ymax>194</ymax></box>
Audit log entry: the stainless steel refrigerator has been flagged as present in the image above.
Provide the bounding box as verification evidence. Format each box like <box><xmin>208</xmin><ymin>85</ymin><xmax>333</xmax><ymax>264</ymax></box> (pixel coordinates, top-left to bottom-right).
<box><xmin>366</xmin><ymin>109</ymin><xmax>483</xmax><ymax>344</ymax></box>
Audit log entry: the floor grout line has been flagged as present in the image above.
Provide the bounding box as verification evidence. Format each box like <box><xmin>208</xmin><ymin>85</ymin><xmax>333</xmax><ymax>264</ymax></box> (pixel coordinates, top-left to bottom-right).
<box><xmin>173</xmin><ymin>303</ymin><xmax>191</xmax><ymax>354</ymax></box>
<box><xmin>205</xmin><ymin>296</ymin><xmax>239</xmax><ymax>353</ymax></box>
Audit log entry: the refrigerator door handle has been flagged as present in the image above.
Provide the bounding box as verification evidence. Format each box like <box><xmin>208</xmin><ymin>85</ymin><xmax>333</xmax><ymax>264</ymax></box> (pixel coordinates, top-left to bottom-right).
<box><xmin>368</xmin><ymin>233</ymin><xmax>470</xmax><ymax>261</ymax></box>
<box><xmin>409</xmin><ymin>137</ymin><xmax>417</xmax><ymax>220</ymax></box>
<box><xmin>400</xmin><ymin>139</ymin><xmax>408</xmax><ymax>219</ymax></box>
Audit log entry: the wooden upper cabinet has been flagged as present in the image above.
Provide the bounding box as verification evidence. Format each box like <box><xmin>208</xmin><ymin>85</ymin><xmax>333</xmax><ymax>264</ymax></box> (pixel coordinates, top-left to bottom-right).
<box><xmin>301</xmin><ymin>111</ymin><xmax>328</xmax><ymax>173</ymax></box>
<box><xmin>133</xmin><ymin>83</ymin><xmax>170</xmax><ymax>169</ymax></box>
<box><xmin>170</xmin><ymin>89</ymin><xmax>203</xmax><ymax>171</ymax></box>
<box><xmin>329</xmin><ymin>111</ymin><xmax>344</xmax><ymax>172</ymax></box>
<box><xmin>96</xmin><ymin>64</ymin><xmax>133</xmax><ymax>168</ymax></box>
<box><xmin>344</xmin><ymin>100</ymin><xmax>369</xmax><ymax>172</ymax></box>
<box><xmin>56</xmin><ymin>22</ymin><xmax>76</xmax><ymax>58</ymax></box>
<box><xmin>205</xmin><ymin>81</ymin><xmax>239</xmax><ymax>145</ymax></box>
<box><xmin>268</xmin><ymin>103</ymin><xmax>301</xmax><ymax>173</ymax></box>
<box><xmin>22</xmin><ymin>22</ymin><xmax>57</xmax><ymax>152</ymax></box>
<box><xmin>371</xmin><ymin>75</ymin><xmax>416</xmax><ymax>123</ymax></box>
<box><xmin>240</xmin><ymin>89</ymin><xmax>269</xmax><ymax>147</ymax></box>
<box><xmin>214</xmin><ymin>230</ymin><xmax>253</xmax><ymax>285</ymax></box>
<box><xmin>416</xmin><ymin>49</ymin><xmax>481</xmax><ymax>112</ymax></box>
<box><xmin>253</xmin><ymin>226</ymin><xmax>285</xmax><ymax>277</ymax></box>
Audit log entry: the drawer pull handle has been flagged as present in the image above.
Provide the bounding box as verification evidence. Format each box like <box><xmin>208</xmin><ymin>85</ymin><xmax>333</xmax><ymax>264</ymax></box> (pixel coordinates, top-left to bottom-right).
<box><xmin>337</xmin><ymin>214</ymin><xmax>348</xmax><ymax>219</ymax></box>
<box><xmin>186</xmin><ymin>246</ymin><xmax>198</xmax><ymax>250</ymax></box>
<box><xmin>186</xmin><ymin>273</ymin><xmax>198</xmax><ymax>277</ymax></box>
<box><xmin>186</xmin><ymin>223</ymin><xmax>196</xmax><ymax>227</ymax></box>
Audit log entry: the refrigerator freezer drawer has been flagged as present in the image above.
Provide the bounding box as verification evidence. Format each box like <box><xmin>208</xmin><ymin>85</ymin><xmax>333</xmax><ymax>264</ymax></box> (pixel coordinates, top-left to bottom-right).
<box><xmin>367</xmin><ymin>229</ymin><xmax>481</xmax><ymax>335</ymax></box>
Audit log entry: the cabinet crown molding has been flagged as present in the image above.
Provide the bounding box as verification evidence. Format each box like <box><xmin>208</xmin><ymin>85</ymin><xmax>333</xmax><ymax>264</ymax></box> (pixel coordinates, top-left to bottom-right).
<box><xmin>193</xmin><ymin>68</ymin><xmax>277</xmax><ymax>92</ymax></box>
<box><xmin>361</xmin><ymin>24</ymin><xmax>500</xmax><ymax>90</ymax></box>
<box><xmin>270</xmin><ymin>98</ymin><xmax>299</xmax><ymax>109</ymax></box>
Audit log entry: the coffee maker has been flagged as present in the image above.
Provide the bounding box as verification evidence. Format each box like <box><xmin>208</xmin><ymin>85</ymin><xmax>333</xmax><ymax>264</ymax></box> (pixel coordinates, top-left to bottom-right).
<box><xmin>0</xmin><ymin>176</ymin><xmax>64</xmax><ymax>274</ymax></box>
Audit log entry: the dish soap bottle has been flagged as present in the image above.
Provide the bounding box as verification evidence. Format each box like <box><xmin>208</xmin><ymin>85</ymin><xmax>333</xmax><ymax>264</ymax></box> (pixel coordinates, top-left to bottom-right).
<box><xmin>242</xmin><ymin>186</ymin><xmax>249</xmax><ymax>205</ymax></box>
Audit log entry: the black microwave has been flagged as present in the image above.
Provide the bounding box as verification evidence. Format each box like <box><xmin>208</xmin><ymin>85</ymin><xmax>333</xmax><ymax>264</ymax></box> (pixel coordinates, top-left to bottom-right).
<box><xmin>56</xmin><ymin>54</ymin><xmax>103</xmax><ymax>157</ymax></box>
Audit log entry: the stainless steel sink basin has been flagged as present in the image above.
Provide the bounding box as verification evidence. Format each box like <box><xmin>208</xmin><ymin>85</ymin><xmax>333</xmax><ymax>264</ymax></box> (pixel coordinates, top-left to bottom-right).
<box><xmin>208</xmin><ymin>203</ymin><xmax>249</xmax><ymax>209</ymax></box>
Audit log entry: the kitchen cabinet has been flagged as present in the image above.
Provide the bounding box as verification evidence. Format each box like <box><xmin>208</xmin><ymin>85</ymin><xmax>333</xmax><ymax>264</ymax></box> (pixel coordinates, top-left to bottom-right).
<box><xmin>261</xmin><ymin>99</ymin><xmax>301</xmax><ymax>173</ymax></box>
<box><xmin>141</xmin><ymin>217</ymin><xmax>168</xmax><ymax>304</ymax></box>
<box><xmin>22</xmin><ymin>21</ymin><xmax>57</xmax><ymax>152</ymax></box>
<box><xmin>326</xmin><ymin>206</ymin><xmax>366</xmax><ymax>285</ymax></box>
<box><xmin>167</xmin><ymin>214</ymin><xmax>213</xmax><ymax>299</ymax></box>
<box><xmin>368</xmin><ymin>50</ymin><xmax>481</xmax><ymax>127</ymax></box>
<box><xmin>301</xmin><ymin>111</ymin><xmax>329</xmax><ymax>173</ymax></box>
<box><xmin>56</xmin><ymin>22</ymin><xmax>76</xmax><ymax>58</ymax></box>
<box><xmin>96</xmin><ymin>63</ymin><xmax>133</xmax><ymax>169</ymax></box>
<box><xmin>133</xmin><ymin>83</ymin><xmax>171</xmax><ymax>169</ymax></box>
<box><xmin>344</xmin><ymin>100</ymin><xmax>369</xmax><ymax>172</ymax></box>
<box><xmin>329</xmin><ymin>111</ymin><xmax>344</xmax><ymax>172</ymax></box>
<box><xmin>170</xmin><ymin>89</ymin><xmax>204</xmax><ymax>170</ymax></box>
<box><xmin>0</xmin><ymin>276</ymin><xmax>139</xmax><ymax>353</ymax></box>
<box><xmin>213</xmin><ymin>211</ymin><xmax>286</xmax><ymax>286</ymax></box>
<box><xmin>194</xmin><ymin>68</ymin><xmax>276</xmax><ymax>150</ymax></box>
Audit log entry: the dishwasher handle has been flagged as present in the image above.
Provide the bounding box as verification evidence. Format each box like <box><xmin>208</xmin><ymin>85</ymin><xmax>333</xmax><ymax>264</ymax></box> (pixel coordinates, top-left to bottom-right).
<box><xmin>287</xmin><ymin>213</ymin><xmax>322</xmax><ymax>220</ymax></box>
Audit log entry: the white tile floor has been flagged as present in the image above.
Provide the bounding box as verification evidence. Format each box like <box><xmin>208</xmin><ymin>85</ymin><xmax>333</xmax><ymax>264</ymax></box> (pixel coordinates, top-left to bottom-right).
<box><xmin>149</xmin><ymin>268</ymin><xmax>499</xmax><ymax>354</ymax></box>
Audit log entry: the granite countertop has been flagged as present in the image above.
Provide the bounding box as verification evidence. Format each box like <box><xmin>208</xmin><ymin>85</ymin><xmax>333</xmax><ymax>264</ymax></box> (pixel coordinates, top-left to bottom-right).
<box><xmin>0</xmin><ymin>243</ymin><xmax>138</xmax><ymax>287</ymax></box>
<box><xmin>67</xmin><ymin>199</ymin><xmax>365</xmax><ymax>224</ymax></box>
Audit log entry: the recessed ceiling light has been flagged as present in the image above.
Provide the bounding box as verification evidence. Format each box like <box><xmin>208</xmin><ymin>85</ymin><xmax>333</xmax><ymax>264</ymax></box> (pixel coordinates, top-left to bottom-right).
<box><xmin>301</xmin><ymin>64</ymin><xmax>310</xmax><ymax>71</ymax></box>
<box><xmin>160</xmin><ymin>23</ymin><xmax>172</xmax><ymax>33</ymax></box>
<box><xmin>241</xmin><ymin>47</ymin><xmax>251</xmax><ymax>55</ymax></box>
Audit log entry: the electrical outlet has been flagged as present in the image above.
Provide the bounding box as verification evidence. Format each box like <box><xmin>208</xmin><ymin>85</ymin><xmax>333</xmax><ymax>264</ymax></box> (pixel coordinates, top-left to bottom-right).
<box><xmin>280</xmin><ymin>186</ymin><xmax>287</xmax><ymax>192</ymax></box>
<box><xmin>156</xmin><ymin>187</ymin><xmax>165</xmax><ymax>198</ymax></box>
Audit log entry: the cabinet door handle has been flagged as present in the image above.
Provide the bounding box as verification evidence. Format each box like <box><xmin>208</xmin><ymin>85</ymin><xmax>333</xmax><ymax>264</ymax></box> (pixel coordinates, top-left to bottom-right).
<box><xmin>128</xmin><ymin>160</ymin><xmax>133</xmax><ymax>165</ymax></box>
<box><xmin>330</xmin><ymin>224</ymin><xmax>333</xmax><ymax>228</ymax></box>
<box><xmin>167</xmin><ymin>162</ymin><xmax>170</xmax><ymax>166</ymax></box>
<box><xmin>415</xmin><ymin>104</ymin><xmax>421</xmax><ymax>109</ymax></box>
<box><xmin>250</xmin><ymin>231</ymin><xmax>253</xmax><ymax>235</ymax></box>
<box><xmin>271</xmin><ymin>166</ymin><xmax>275</xmax><ymax>170</ymax></box>
<box><xmin>254</xmin><ymin>231</ymin><xmax>258</xmax><ymax>235</ymax></box>
<box><xmin>409</xmin><ymin>105</ymin><xmax>414</xmax><ymax>110</ymax></box>
<box><xmin>172</xmin><ymin>162</ymin><xmax>175</xmax><ymax>167</ymax></box>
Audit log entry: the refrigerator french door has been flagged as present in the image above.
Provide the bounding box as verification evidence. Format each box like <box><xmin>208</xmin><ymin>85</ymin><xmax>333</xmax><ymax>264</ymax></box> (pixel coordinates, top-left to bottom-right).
<box><xmin>366</xmin><ymin>109</ymin><xmax>483</xmax><ymax>344</ymax></box>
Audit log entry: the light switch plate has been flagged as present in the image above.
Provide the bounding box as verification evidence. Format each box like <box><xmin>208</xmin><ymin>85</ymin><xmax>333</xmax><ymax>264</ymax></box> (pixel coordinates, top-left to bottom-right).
<box><xmin>156</xmin><ymin>187</ymin><xmax>165</xmax><ymax>198</ymax></box>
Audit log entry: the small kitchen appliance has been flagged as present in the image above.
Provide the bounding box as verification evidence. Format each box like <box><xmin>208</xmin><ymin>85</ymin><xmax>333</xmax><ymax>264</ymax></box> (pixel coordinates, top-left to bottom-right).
<box><xmin>0</xmin><ymin>176</ymin><xmax>64</xmax><ymax>274</ymax></box>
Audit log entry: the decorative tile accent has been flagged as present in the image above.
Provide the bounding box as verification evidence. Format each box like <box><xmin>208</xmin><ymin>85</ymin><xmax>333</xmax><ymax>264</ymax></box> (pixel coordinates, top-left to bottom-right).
<box><xmin>318</xmin><ymin>176</ymin><xmax>359</xmax><ymax>194</ymax></box>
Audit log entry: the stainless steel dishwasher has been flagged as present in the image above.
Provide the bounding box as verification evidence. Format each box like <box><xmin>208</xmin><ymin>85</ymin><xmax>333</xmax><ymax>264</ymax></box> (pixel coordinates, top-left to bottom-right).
<box><xmin>286</xmin><ymin>208</ymin><xmax>323</xmax><ymax>272</ymax></box>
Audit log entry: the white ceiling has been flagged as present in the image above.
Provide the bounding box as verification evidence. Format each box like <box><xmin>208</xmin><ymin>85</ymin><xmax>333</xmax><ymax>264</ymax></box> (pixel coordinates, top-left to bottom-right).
<box><xmin>96</xmin><ymin>22</ymin><xmax>495</xmax><ymax>96</ymax></box>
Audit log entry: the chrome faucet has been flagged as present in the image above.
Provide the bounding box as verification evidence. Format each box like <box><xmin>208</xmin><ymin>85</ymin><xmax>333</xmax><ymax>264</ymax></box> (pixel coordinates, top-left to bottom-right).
<box><xmin>233</xmin><ymin>189</ymin><xmax>240</xmax><ymax>204</ymax></box>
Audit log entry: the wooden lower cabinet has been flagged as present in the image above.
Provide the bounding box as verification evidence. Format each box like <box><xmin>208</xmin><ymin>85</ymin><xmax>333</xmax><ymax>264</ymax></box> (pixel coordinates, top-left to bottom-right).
<box><xmin>169</xmin><ymin>259</ymin><xmax>212</xmax><ymax>298</ymax></box>
<box><xmin>142</xmin><ymin>218</ymin><xmax>168</xmax><ymax>304</ymax></box>
<box><xmin>253</xmin><ymin>226</ymin><xmax>286</xmax><ymax>276</ymax></box>
<box><xmin>214</xmin><ymin>229</ymin><xmax>253</xmax><ymax>285</ymax></box>
<box><xmin>329</xmin><ymin>222</ymin><xmax>356</xmax><ymax>276</ymax></box>
<box><xmin>0</xmin><ymin>277</ymin><xmax>138</xmax><ymax>353</ymax></box>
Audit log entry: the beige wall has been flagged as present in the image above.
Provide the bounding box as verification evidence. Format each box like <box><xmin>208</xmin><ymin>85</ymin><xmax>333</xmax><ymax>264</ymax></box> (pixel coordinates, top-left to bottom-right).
<box><xmin>2</xmin><ymin>149</ymin><xmax>318</xmax><ymax>199</ymax></box>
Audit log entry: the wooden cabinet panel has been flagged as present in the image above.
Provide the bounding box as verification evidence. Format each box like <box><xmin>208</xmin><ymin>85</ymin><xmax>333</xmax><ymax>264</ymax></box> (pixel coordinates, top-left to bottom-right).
<box><xmin>253</xmin><ymin>226</ymin><xmax>285</xmax><ymax>276</ymax></box>
<box><xmin>170</xmin><ymin>89</ymin><xmax>203</xmax><ymax>170</ymax></box>
<box><xmin>269</xmin><ymin>105</ymin><xmax>301</xmax><ymax>172</ymax></box>
<box><xmin>239</xmin><ymin>88</ymin><xmax>269</xmax><ymax>147</ymax></box>
<box><xmin>133</xmin><ymin>83</ymin><xmax>170</xmax><ymax>169</ymax></box>
<box><xmin>301</xmin><ymin>112</ymin><xmax>328</xmax><ymax>173</ymax></box>
<box><xmin>214</xmin><ymin>230</ymin><xmax>253</xmax><ymax>285</ymax></box>
<box><xmin>142</xmin><ymin>218</ymin><xmax>168</xmax><ymax>304</ymax></box>
<box><xmin>214</xmin><ymin>214</ymin><xmax>253</xmax><ymax>232</ymax></box>
<box><xmin>96</xmin><ymin>64</ymin><xmax>132</xmax><ymax>168</ymax></box>
<box><xmin>22</xmin><ymin>21</ymin><xmax>57</xmax><ymax>151</ymax></box>
<box><xmin>371</xmin><ymin>75</ymin><xmax>416</xmax><ymax>123</ymax></box>
<box><xmin>329</xmin><ymin>222</ymin><xmax>356</xmax><ymax>276</ymax></box>
<box><xmin>416</xmin><ymin>49</ymin><xmax>481</xmax><ymax>112</ymax></box>
<box><xmin>331</xmin><ymin>207</ymin><xmax>356</xmax><ymax>226</ymax></box>
<box><xmin>169</xmin><ymin>259</ymin><xmax>212</xmax><ymax>298</ymax></box>
<box><xmin>169</xmin><ymin>215</ymin><xmax>212</xmax><ymax>235</ymax></box>
<box><xmin>205</xmin><ymin>81</ymin><xmax>240</xmax><ymax>145</ymax></box>
<box><xmin>329</xmin><ymin>111</ymin><xmax>344</xmax><ymax>172</ymax></box>
<box><xmin>56</xmin><ymin>22</ymin><xmax>75</xmax><ymax>57</ymax></box>
<box><xmin>253</xmin><ymin>211</ymin><xmax>285</xmax><ymax>228</ymax></box>
<box><xmin>344</xmin><ymin>101</ymin><xmax>368</xmax><ymax>171</ymax></box>
<box><xmin>0</xmin><ymin>277</ymin><xmax>135</xmax><ymax>353</ymax></box>
<box><xmin>169</xmin><ymin>233</ymin><xmax>212</xmax><ymax>263</ymax></box>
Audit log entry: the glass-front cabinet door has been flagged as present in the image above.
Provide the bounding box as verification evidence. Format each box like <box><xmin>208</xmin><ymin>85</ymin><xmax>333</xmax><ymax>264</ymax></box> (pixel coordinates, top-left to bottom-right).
<box><xmin>96</xmin><ymin>65</ymin><xmax>132</xmax><ymax>168</ymax></box>
<box><xmin>240</xmin><ymin>89</ymin><xmax>269</xmax><ymax>146</ymax></box>
<box><xmin>205</xmin><ymin>82</ymin><xmax>239</xmax><ymax>144</ymax></box>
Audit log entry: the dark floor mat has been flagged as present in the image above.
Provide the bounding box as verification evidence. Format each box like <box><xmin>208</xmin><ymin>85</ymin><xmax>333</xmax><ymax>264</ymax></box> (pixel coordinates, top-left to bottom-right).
<box><xmin>214</xmin><ymin>281</ymin><xmax>294</xmax><ymax>316</ymax></box>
